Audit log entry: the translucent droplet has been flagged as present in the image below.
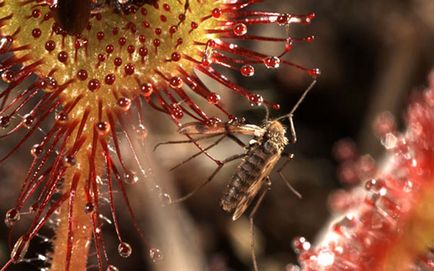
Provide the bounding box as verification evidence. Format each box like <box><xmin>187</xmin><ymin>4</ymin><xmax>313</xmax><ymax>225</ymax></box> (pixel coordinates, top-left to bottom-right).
<box><xmin>0</xmin><ymin>36</ymin><xmax>13</xmax><ymax>53</ymax></box>
<box><xmin>365</xmin><ymin>179</ymin><xmax>384</xmax><ymax>192</ymax></box>
<box><xmin>96</xmin><ymin>121</ymin><xmax>111</xmax><ymax>136</ymax></box>
<box><xmin>117</xmin><ymin>97</ymin><xmax>132</xmax><ymax>111</ymax></box>
<box><xmin>292</xmin><ymin>236</ymin><xmax>310</xmax><ymax>254</ymax></box>
<box><xmin>31</xmin><ymin>144</ymin><xmax>43</xmax><ymax>158</ymax></box>
<box><xmin>0</xmin><ymin>115</ymin><xmax>10</xmax><ymax>128</ymax></box>
<box><xmin>107</xmin><ymin>265</ymin><xmax>119</xmax><ymax>271</ymax></box>
<box><xmin>248</xmin><ymin>94</ymin><xmax>264</xmax><ymax>106</ymax></box>
<box><xmin>240</xmin><ymin>65</ymin><xmax>255</xmax><ymax>77</ymax></box>
<box><xmin>84</xmin><ymin>202</ymin><xmax>95</xmax><ymax>214</ymax></box>
<box><xmin>205</xmin><ymin>117</ymin><xmax>221</xmax><ymax>127</ymax></box>
<box><xmin>263</xmin><ymin>56</ymin><xmax>280</xmax><ymax>69</ymax></box>
<box><xmin>308</xmin><ymin>68</ymin><xmax>321</xmax><ymax>77</ymax></box>
<box><xmin>64</xmin><ymin>155</ymin><xmax>76</xmax><ymax>166</ymax></box>
<box><xmin>22</xmin><ymin>114</ymin><xmax>35</xmax><ymax>128</ymax></box>
<box><xmin>55</xmin><ymin>112</ymin><xmax>69</xmax><ymax>123</ymax></box>
<box><xmin>169</xmin><ymin>76</ymin><xmax>183</xmax><ymax>89</ymax></box>
<box><xmin>5</xmin><ymin>208</ymin><xmax>20</xmax><ymax>227</ymax></box>
<box><xmin>317</xmin><ymin>249</ymin><xmax>335</xmax><ymax>267</ymax></box>
<box><xmin>44</xmin><ymin>76</ymin><xmax>58</xmax><ymax>92</ymax></box>
<box><xmin>124</xmin><ymin>171</ymin><xmax>139</xmax><ymax>184</ymax></box>
<box><xmin>233</xmin><ymin>23</ymin><xmax>247</xmax><ymax>36</ymax></box>
<box><xmin>136</xmin><ymin>124</ymin><xmax>148</xmax><ymax>140</ymax></box>
<box><xmin>11</xmin><ymin>235</ymin><xmax>30</xmax><ymax>263</ymax></box>
<box><xmin>28</xmin><ymin>203</ymin><xmax>39</xmax><ymax>213</ymax></box>
<box><xmin>160</xmin><ymin>193</ymin><xmax>172</xmax><ymax>206</ymax></box>
<box><xmin>118</xmin><ymin>242</ymin><xmax>132</xmax><ymax>258</ymax></box>
<box><xmin>207</xmin><ymin>93</ymin><xmax>221</xmax><ymax>105</ymax></box>
<box><xmin>149</xmin><ymin>248</ymin><xmax>163</xmax><ymax>263</ymax></box>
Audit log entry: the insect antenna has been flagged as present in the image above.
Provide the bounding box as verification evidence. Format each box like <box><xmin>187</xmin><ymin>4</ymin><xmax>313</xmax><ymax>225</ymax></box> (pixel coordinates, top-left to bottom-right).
<box><xmin>274</xmin><ymin>79</ymin><xmax>317</xmax><ymax>143</ymax></box>
<box><xmin>261</xmin><ymin>103</ymin><xmax>270</xmax><ymax>122</ymax></box>
<box><xmin>275</xmin><ymin>79</ymin><xmax>317</xmax><ymax>122</ymax></box>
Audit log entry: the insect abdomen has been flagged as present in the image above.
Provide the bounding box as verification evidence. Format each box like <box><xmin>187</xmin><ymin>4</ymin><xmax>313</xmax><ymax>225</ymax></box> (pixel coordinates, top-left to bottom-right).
<box><xmin>220</xmin><ymin>146</ymin><xmax>271</xmax><ymax>213</ymax></box>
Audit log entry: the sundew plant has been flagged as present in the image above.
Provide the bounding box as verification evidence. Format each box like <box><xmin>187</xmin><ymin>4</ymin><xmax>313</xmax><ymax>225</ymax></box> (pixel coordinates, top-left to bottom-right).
<box><xmin>0</xmin><ymin>0</ymin><xmax>318</xmax><ymax>270</ymax></box>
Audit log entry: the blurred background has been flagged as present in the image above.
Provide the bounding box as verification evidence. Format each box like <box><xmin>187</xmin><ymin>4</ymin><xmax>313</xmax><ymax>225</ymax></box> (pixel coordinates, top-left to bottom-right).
<box><xmin>1</xmin><ymin>0</ymin><xmax>433</xmax><ymax>270</ymax></box>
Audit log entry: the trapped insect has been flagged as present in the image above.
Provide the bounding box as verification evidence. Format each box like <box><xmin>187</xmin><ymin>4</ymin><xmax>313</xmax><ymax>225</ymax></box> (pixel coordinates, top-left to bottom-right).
<box><xmin>51</xmin><ymin>0</ymin><xmax>160</xmax><ymax>35</ymax></box>
<box><xmin>156</xmin><ymin>79</ymin><xmax>317</xmax><ymax>270</ymax></box>
<box><xmin>157</xmin><ymin>79</ymin><xmax>317</xmax><ymax>214</ymax></box>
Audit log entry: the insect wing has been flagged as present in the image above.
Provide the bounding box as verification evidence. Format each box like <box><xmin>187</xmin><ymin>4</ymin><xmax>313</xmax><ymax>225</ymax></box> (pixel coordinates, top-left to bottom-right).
<box><xmin>232</xmin><ymin>154</ymin><xmax>280</xmax><ymax>220</ymax></box>
<box><xmin>178</xmin><ymin>122</ymin><xmax>226</xmax><ymax>136</ymax></box>
<box><xmin>230</xmin><ymin>124</ymin><xmax>264</xmax><ymax>137</ymax></box>
<box><xmin>178</xmin><ymin>121</ymin><xmax>264</xmax><ymax>137</ymax></box>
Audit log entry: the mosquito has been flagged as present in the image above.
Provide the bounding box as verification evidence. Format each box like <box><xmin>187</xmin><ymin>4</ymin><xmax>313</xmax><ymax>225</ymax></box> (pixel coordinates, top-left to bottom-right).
<box><xmin>155</xmin><ymin>79</ymin><xmax>317</xmax><ymax>270</ymax></box>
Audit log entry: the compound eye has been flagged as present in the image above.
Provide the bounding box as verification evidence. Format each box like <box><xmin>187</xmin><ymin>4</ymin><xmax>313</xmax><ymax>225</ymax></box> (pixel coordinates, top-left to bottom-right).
<box><xmin>263</xmin><ymin>141</ymin><xmax>276</xmax><ymax>153</ymax></box>
<box><xmin>52</xmin><ymin>0</ymin><xmax>91</xmax><ymax>35</ymax></box>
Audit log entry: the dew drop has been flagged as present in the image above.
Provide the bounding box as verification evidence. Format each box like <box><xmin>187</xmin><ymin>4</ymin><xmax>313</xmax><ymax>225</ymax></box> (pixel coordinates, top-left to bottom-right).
<box><xmin>272</xmin><ymin>103</ymin><xmax>281</xmax><ymax>111</ymax></box>
<box><xmin>31</xmin><ymin>144</ymin><xmax>43</xmax><ymax>158</ymax></box>
<box><xmin>149</xmin><ymin>248</ymin><xmax>163</xmax><ymax>263</ymax></box>
<box><xmin>118</xmin><ymin>242</ymin><xmax>132</xmax><ymax>258</ymax></box>
<box><xmin>88</xmin><ymin>79</ymin><xmax>101</xmax><ymax>91</ymax></box>
<box><xmin>96</xmin><ymin>121</ymin><xmax>111</xmax><ymax>136</ymax></box>
<box><xmin>141</xmin><ymin>83</ymin><xmax>154</xmax><ymax>97</ymax></box>
<box><xmin>171</xmin><ymin>52</ymin><xmax>181</xmax><ymax>62</ymax></box>
<box><xmin>55</xmin><ymin>112</ymin><xmax>69</xmax><ymax>124</ymax></box>
<box><xmin>207</xmin><ymin>93</ymin><xmax>221</xmax><ymax>104</ymax></box>
<box><xmin>136</xmin><ymin>125</ymin><xmax>148</xmax><ymax>140</ymax></box>
<box><xmin>0</xmin><ymin>115</ymin><xmax>10</xmax><ymax>128</ymax></box>
<box><xmin>304</xmin><ymin>35</ymin><xmax>315</xmax><ymax>43</ymax></box>
<box><xmin>317</xmin><ymin>249</ymin><xmax>335</xmax><ymax>267</ymax></box>
<box><xmin>365</xmin><ymin>178</ymin><xmax>384</xmax><ymax>192</ymax></box>
<box><xmin>124</xmin><ymin>171</ymin><xmax>139</xmax><ymax>184</ymax></box>
<box><xmin>169</xmin><ymin>76</ymin><xmax>183</xmax><ymax>89</ymax></box>
<box><xmin>44</xmin><ymin>77</ymin><xmax>58</xmax><ymax>92</ymax></box>
<box><xmin>240</xmin><ymin>65</ymin><xmax>255</xmax><ymax>77</ymax></box>
<box><xmin>248</xmin><ymin>94</ymin><xmax>264</xmax><ymax>106</ymax></box>
<box><xmin>205</xmin><ymin>117</ymin><xmax>221</xmax><ymax>127</ymax></box>
<box><xmin>104</xmin><ymin>74</ymin><xmax>116</xmax><ymax>85</ymax></box>
<box><xmin>117</xmin><ymin>97</ymin><xmax>131</xmax><ymax>111</ymax></box>
<box><xmin>233</xmin><ymin>23</ymin><xmax>247</xmax><ymax>36</ymax></box>
<box><xmin>160</xmin><ymin>193</ymin><xmax>172</xmax><ymax>206</ymax></box>
<box><xmin>11</xmin><ymin>234</ymin><xmax>30</xmax><ymax>263</ymax></box>
<box><xmin>28</xmin><ymin>203</ymin><xmax>38</xmax><ymax>213</ymax></box>
<box><xmin>0</xmin><ymin>36</ymin><xmax>13</xmax><ymax>53</ymax></box>
<box><xmin>277</xmin><ymin>14</ymin><xmax>290</xmax><ymax>25</ymax></box>
<box><xmin>170</xmin><ymin>103</ymin><xmax>184</xmax><ymax>119</ymax></box>
<box><xmin>1</xmin><ymin>70</ymin><xmax>15</xmax><ymax>83</ymax></box>
<box><xmin>263</xmin><ymin>56</ymin><xmax>281</xmax><ymax>69</ymax></box>
<box><xmin>22</xmin><ymin>114</ymin><xmax>35</xmax><ymax>128</ymax></box>
<box><xmin>77</xmin><ymin>69</ymin><xmax>88</xmax><ymax>81</ymax></box>
<box><xmin>308</xmin><ymin>68</ymin><xmax>321</xmax><ymax>77</ymax></box>
<box><xmin>5</xmin><ymin>208</ymin><xmax>20</xmax><ymax>227</ymax></box>
<box><xmin>84</xmin><ymin>202</ymin><xmax>94</xmax><ymax>214</ymax></box>
<box><xmin>212</xmin><ymin>8</ymin><xmax>222</xmax><ymax>18</ymax></box>
<box><xmin>107</xmin><ymin>265</ymin><xmax>119</xmax><ymax>271</ymax></box>
<box><xmin>64</xmin><ymin>155</ymin><xmax>76</xmax><ymax>167</ymax></box>
<box><xmin>292</xmin><ymin>236</ymin><xmax>311</xmax><ymax>254</ymax></box>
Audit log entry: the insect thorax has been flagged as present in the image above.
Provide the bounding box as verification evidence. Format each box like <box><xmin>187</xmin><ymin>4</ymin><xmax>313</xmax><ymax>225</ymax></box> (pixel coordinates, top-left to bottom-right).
<box><xmin>261</xmin><ymin>120</ymin><xmax>289</xmax><ymax>153</ymax></box>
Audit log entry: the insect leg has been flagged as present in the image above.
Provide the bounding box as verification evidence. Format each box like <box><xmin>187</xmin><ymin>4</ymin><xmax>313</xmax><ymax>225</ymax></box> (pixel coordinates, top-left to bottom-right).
<box><xmin>249</xmin><ymin>178</ymin><xmax>271</xmax><ymax>271</ymax></box>
<box><xmin>287</xmin><ymin>113</ymin><xmax>297</xmax><ymax>144</ymax></box>
<box><xmin>170</xmin><ymin>153</ymin><xmax>246</xmax><ymax>204</ymax></box>
<box><xmin>277</xmin><ymin>153</ymin><xmax>302</xmax><ymax>199</ymax></box>
<box><xmin>169</xmin><ymin>135</ymin><xmax>226</xmax><ymax>171</ymax></box>
<box><xmin>227</xmin><ymin>134</ymin><xmax>246</xmax><ymax>148</ymax></box>
<box><xmin>153</xmin><ymin>133</ymin><xmax>222</xmax><ymax>151</ymax></box>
